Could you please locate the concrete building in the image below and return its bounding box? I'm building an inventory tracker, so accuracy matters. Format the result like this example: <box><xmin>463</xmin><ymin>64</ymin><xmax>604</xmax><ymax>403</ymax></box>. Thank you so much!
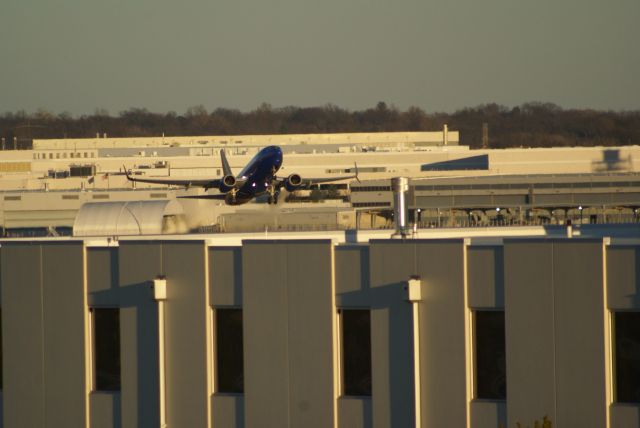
<box><xmin>0</xmin><ymin>131</ymin><xmax>637</xmax><ymax>194</ymax></box>
<box><xmin>1</xmin><ymin>226</ymin><xmax>640</xmax><ymax>427</ymax></box>
<box><xmin>352</xmin><ymin>172</ymin><xmax>640</xmax><ymax>227</ymax></box>
<box><xmin>32</xmin><ymin>129</ymin><xmax>460</xmax><ymax>151</ymax></box>
<box><xmin>0</xmin><ymin>131</ymin><xmax>638</xmax><ymax>234</ymax></box>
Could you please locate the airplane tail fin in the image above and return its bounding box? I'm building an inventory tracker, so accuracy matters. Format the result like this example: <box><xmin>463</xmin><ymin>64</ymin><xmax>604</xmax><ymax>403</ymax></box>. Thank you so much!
<box><xmin>220</xmin><ymin>149</ymin><xmax>233</xmax><ymax>176</ymax></box>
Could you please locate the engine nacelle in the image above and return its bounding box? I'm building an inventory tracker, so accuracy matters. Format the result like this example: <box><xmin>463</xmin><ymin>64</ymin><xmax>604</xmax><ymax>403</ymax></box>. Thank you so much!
<box><xmin>284</xmin><ymin>173</ymin><xmax>303</xmax><ymax>192</ymax></box>
<box><xmin>219</xmin><ymin>175</ymin><xmax>237</xmax><ymax>193</ymax></box>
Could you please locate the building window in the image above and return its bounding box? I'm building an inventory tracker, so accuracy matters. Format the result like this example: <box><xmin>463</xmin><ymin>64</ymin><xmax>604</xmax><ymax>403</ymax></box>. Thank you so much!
<box><xmin>216</xmin><ymin>308</ymin><xmax>244</xmax><ymax>393</ymax></box>
<box><xmin>475</xmin><ymin>310</ymin><xmax>506</xmax><ymax>400</ymax></box>
<box><xmin>341</xmin><ymin>309</ymin><xmax>372</xmax><ymax>396</ymax></box>
<box><xmin>92</xmin><ymin>308</ymin><xmax>121</xmax><ymax>391</ymax></box>
<box><xmin>615</xmin><ymin>311</ymin><xmax>640</xmax><ymax>403</ymax></box>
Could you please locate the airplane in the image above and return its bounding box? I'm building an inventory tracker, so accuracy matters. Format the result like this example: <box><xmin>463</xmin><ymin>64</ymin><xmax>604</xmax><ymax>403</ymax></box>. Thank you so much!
<box><xmin>124</xmin><ymin>145</ymin><xmax>359</xmax><ymax>205</ymax></box>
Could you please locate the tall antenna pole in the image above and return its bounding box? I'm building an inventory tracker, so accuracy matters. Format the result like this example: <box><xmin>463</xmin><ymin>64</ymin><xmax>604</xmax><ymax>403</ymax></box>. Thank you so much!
<box><xmin>482</xmin><ymin>123</ymin><xmax>489</xmax><ymax>149</ymax></box>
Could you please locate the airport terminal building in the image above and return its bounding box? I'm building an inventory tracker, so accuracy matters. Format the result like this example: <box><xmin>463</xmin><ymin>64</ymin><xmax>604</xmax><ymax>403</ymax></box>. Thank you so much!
<box><xmin>0</xmin><ymin>130</ymin><xmax>639</xmax><ymax>235</ymax></box>
<box><xmin>1</xmin><ymin>227</ymin><xmax>640</xmax><ymax>428</ymax></box>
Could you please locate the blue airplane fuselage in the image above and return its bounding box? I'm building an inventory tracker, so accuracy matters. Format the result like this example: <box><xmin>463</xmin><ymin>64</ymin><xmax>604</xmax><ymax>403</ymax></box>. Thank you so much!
<box><xmin>227</xmin><ymin>145</ymin><xmax>284</xmax><ymax>205</ymax></box>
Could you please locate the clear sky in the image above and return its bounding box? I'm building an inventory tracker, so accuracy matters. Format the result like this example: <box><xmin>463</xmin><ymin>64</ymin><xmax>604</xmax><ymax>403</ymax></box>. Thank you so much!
<box><xmin>1</xmin><ymin>0</ymin><xmax>639</xmax><ymax>115</ymax></box>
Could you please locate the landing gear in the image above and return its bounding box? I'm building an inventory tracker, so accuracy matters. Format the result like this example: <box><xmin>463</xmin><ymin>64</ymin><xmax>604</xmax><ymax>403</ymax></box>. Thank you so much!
<box><xmin>267</xmin><ymin>185</ymin><xmax>280</xmax><ymax>204</ymax></box>
<box><xmin>229</xmin><ymin>188</ymin><xmax>238</xmax><ymax>204</ymax></box>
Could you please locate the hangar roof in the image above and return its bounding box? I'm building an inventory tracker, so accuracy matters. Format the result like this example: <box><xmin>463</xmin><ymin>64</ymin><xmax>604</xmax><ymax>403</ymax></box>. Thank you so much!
<box><xmin>73</xmin><ymin>200</ymin><xmax>183</xmax><ymax>237</ymax></box>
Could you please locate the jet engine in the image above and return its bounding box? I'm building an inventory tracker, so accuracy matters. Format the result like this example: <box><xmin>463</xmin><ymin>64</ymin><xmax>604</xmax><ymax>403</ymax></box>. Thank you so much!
<box><xmin>219</xmin><ymin>175</ymin><xmax>237</xmax><ymax>193</ymax></box>
<box><xmin>284</xmin><ymin>174</ymin><xmax>303</xmax><ymax>192</ymax></box>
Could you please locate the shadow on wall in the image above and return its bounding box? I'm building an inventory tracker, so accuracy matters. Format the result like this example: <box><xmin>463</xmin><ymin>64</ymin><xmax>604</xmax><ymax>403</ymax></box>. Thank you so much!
<box><xmin>339</xmin><ymin>280</ymin><xmax>414</xmax><ymax>425</ymax></box>
<box><xmin>90</xmin><ymin>281</ymin><xmax>160</xmax><ymax>428</ymax></box>
<box><xmin>591</xmin><ymin>149</ymin><xmax>632</xmax><ymax>172</ymax></box>
<box><xmin>421</xmin><ymin>155</ymin><xmax>489</xmax><ymax>171</ymax></box>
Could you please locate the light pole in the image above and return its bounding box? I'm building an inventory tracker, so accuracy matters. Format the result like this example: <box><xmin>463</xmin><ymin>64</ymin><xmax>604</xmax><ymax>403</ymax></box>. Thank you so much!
<box><xmin>578</xmin><ymin>206</ymin><xmax>583</xmax><ymax>224</ymax></box>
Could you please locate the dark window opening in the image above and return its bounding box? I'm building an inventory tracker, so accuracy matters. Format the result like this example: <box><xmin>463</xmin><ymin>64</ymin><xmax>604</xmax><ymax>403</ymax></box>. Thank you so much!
<box><xmin>342</xmin><ymin>309</ymin><xmax>372</xmax><ymax>396</ymax></box>
<box><xmin>475</xmin><ymin>310</ymin><xmax>506</xmax><ymax>400</ymax></box>
<box><xmin>216</xmin><ymin>308</ymin><xmax>244</xmax><ymax>393</ymax></box>
<box><xmin>615</xmin><ymin>311</ymin><xmax>640</xmax><ymax>403</ymax></box>
<box><xmin>93</xmin><ymin>308</ymin><xmax>121</xmax><ymax>391</ymax></box>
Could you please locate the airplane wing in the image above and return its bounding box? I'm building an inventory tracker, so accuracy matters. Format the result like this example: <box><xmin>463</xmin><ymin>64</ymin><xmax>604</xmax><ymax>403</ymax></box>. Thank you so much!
<box><xmin>300</xmin><ymin>174</ymin><xmax>358</xmax><ymax>186</ymax></box>
<box><xmin>177</xmin><ymin>194</ymin><xmax>227</xmax><ymax>200</ymax></box>
<box><xmin>277</xmin><ymin>163</ymin><xmax>360</xmax><ymax>188</ymax></box>
<box><xmin>124</xmin><ymin>167</ymin><xmax>222</xmax><ymax>189</ymax></box>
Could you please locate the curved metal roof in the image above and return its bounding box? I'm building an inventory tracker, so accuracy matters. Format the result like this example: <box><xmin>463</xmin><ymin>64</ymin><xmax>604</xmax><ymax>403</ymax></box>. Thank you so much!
<box><xmin>73</xmin><ymin>200</ymin><xmax>183</xmax><ymax>237</ymax></box>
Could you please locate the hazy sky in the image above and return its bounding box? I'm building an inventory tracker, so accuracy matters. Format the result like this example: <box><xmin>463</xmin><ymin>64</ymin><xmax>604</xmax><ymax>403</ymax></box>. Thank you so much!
<box><xmin>1</xmin><ymin>0</ymin><xmax>639</xmax><ymax>115</ymax></box>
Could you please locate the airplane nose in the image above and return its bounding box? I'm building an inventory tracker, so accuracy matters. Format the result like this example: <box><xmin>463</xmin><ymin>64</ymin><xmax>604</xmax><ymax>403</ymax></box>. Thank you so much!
<box><xmin>272</xmin><ymin>146</ymin><xmax>283</xmax><ymax>164</ymax></box>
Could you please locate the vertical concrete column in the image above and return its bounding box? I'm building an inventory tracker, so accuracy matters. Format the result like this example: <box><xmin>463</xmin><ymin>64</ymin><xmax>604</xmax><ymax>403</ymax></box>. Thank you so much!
<box><xmin>505</xmin><ymin>239</ymin><xmax>607</xmax><ymax>427</ymax></box>
<box><xmin>415</xmin><ymin>240</ymin><xmax>468</xmax><ymax>428</ymax></box>
<box><xmin>242</xmin><ymin>240</ymin><xmax>335</xmax><ymax>428</ymax></box>
<box><xmin>161</xmin><ymin>241</ymin><xmax>210</xmax><ymax>428</ymax></box>
<box><xmin>1</xmin><ymin>242</ymin><xmax>88</xmax><ymax>428</ymax></box>
<box><xmin>504</xmin><ymin>240</ymin><xmax>556</xmax><ymax>425</ymax></box>
<box><xmin>552</xmin><ymin>241</ymin><xmax>607</xmax><ymax>426</ymax></box>
<box><xmin>118</xmin><ymin>242</ymin><xmax>161</xmax><ymax>428</ymax></box>
<box><xmin>368</xmin><ymin>241</ymin><xmax>416</xmax><ymax>428</ymax></box>
<box><xmin>1</xmin><ymin>243</ymin><xmax>46</xmax><ymax>428</ymax></box>
<box><xmin>242</xmin><ymin>242</ymin><xmax>288</xmax><ymax>427</ymax></box>
<box><xmin>368</xmin><ymin>240</ymin><xmax>468</xmax><ymax>428</ymax></box>
<box><xmin>42</xmin><ymin>243</ymin><xmax>88</xmax><ymax>428</ymax></box>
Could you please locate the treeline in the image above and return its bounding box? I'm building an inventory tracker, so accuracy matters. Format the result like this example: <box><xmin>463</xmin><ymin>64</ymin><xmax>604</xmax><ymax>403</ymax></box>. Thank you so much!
<box><xmin>1</xmin><ymin>102</ymin><xmax>639</xmax><ymax>149</ymax></box>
